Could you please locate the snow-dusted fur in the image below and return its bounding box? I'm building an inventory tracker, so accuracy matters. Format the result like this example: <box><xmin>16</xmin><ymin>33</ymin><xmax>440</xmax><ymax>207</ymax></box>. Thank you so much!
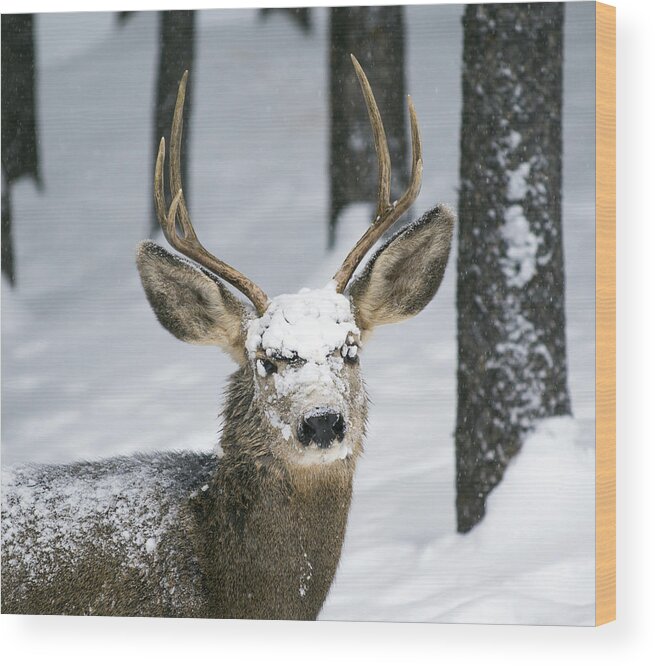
<box><xmin>1</xmin><ymin>205</ymin><xmax>453</xmax><ymax>619</ymax></box>
<box><xmin>2</xmin><ymin>452</ymin><xmax>214</xmax><ymax>616</ymax></box>
<box><xmin>1</xmin><ymin>365</ymin><xmax>361</xmax><ymax>619</ymax></box>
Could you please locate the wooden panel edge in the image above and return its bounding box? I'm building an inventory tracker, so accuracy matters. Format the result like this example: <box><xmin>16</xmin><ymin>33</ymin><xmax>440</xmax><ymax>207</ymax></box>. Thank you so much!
<box><xmin>595</xmin><ymin>0</ymin><xmax>616</xmax><ymax>627</ymax></box>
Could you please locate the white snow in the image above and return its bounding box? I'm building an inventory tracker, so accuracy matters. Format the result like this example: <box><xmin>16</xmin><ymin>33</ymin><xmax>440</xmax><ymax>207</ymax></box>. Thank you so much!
<box><xmin>507</xmin><ymin>129</ymin><xmax>522</xmax><ymax>150</ymax></box>
<box><xmin>272</xmin><ymin>355</ymin><xmax>346</xmax><ymax>399</ymax></box>
<box><xmin>321</xmin><ymin>417</ymin><xmax>594</xmax><ymax>624</ymax></box>
<box><xmin>506</xmin><ymin>161</ymin><xmax>531</xmax><ymax>201</ymax></box>
<box><xmin>299</xmin><ymin>550</ymin><xmax>314</xmax><ymax>599</ymax></box>
<box><xmin>246</xmin><ymin>284</ymin><xmax>360</xmax><ymax>451</ymax></box>
<box><xmin>246</xmin><ymin>284</ymin><xmax>358</xmax><ymax>364</ymax></box>
<box><xmin>500</xmin><ymin>204</ymin><xmax>540</xmax><ymax>287</ymax></box>
<box><xmin>266</xmin><ymin>408</ymin><xmax>293</xmax><ymax>442</ymax></box>
<box><xmin>1</xmin><ymin>5</ymin><xmax>597</xmax><ymax>625</ymax></box>
<box><xmin>4</xmin><ymin>460</ymin><xmax>179</xmax><ymax>581</ymax></box>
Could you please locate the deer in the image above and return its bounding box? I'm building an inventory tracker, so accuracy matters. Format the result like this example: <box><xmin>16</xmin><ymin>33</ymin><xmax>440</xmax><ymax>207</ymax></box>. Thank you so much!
<box><xmin>1</xmin><ymin>57</ymin><xmax>454</xmax><ymax>619</ymax></box>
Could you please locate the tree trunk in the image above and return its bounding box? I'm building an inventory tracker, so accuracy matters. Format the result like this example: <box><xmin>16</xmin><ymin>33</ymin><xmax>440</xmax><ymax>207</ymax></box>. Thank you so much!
<box><xmin>151</xmin><ymin>10</ymin><xmax>195</xmax><ymax>234</ymax></box>
<box><xmin>456</xmin><ymin>3</ymin><xmax>571</xmax><ymax>533</ymax></box>
<box><xmin>1</xmin><ymin>175</ymin><xmax>14</xmax><ymax>286</ymax></box>
<box><xmin>328</xmin><ymin>6</ymin><xmax>407</xmax><ymax>248</ymax></box>
<box><xmin>259</xmin><ymin>8</ymin><xmax>313</xmax><ymax>34</ymax></box>
<box><xmin>1</xmin><ymin>13</ymin><xmax>40</xmax><ymax>286</ymax></box>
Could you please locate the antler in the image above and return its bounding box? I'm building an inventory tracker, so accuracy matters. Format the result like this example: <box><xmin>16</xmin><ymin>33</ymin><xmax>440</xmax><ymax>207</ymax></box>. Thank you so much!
<box><xmin>155</xmin><ymin>71</ymin><xmax>270</xmax><ymax>315</ymax></box>
<box><xmin>332</xmin><ymin>55</ymin><xmax>423</xmax><ymax>293</ymax></box>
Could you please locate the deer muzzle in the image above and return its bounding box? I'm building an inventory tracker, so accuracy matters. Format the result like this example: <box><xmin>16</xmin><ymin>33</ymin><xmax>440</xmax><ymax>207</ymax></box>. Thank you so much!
<box><xmin>297</xmin><ymin>409</ymin><xmax>346</xmax><ymax>449</ymax></box>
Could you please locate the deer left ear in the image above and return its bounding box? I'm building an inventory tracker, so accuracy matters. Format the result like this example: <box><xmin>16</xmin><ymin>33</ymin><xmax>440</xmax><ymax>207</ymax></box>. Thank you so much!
<box><xmin>348</xmin><ymin>205</ymin><xmax>454</xmax><ymax>334</ymax></box>
<box><xmin>136</xmin><ymin>241</ymin><xmax>248</xmax><ymax>362</ymax></box>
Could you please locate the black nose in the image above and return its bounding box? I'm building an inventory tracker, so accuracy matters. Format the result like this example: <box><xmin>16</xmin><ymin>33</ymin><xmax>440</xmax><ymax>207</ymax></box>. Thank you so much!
<box><xmin>298</xmin><ymin>410</ymin><xmax>346</xmax><ymax>448</ymax></box>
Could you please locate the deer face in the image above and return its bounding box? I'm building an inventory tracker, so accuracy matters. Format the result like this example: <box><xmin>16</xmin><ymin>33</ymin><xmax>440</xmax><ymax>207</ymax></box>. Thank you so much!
<box><xmin>245</xmin><ymin>287</ymin><xmax>366</xmax><ymax>465</ymax></box>
<box><xmin>136</xmin><ymin>60</ymin><xmax>454</xmax><ymax>470</ymax></box>
<box><xmin>137</xmin><ymin>206</ymin><xmax>453</xmax><ymax>467</ymax></box>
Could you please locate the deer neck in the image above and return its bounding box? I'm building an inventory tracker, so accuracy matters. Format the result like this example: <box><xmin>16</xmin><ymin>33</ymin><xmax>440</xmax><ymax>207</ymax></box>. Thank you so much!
<box><xmin>191</xmin><ymin>365</ymin><xmax>360</xmax><ymax>619</ymax></box>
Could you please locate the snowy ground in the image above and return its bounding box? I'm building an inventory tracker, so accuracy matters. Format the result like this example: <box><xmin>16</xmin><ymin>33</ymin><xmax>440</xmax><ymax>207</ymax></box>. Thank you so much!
<box><xmin>1</xmin><ymin>5</ymin><xmax>596</xmax><ymax>625</ymax></box>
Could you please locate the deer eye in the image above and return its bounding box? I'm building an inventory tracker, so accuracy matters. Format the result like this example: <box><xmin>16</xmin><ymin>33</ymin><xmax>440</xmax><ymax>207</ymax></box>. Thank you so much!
<box><xmin>257</xmin><ymin>359</ymin><xmax>278</xmax><ymax>376</ymax></box>
<box><xmin>341</xmin><ymin>344</ymin><xmax>359</xmax><ymax>364</ymax></box>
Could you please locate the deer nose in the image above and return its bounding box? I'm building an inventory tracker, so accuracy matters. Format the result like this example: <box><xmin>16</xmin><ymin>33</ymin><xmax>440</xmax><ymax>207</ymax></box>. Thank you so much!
<box><xmin>298</xmin><ymin>410</ymin><xmax>346</xmax><ymax>449</ymax></box>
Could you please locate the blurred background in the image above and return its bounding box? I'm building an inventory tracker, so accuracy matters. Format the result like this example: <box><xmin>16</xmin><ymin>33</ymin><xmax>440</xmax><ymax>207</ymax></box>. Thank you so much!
<box><xmin>1</xmin><ymin>4</ymin><xmax>596</xmax><ymax>624</ymax></box>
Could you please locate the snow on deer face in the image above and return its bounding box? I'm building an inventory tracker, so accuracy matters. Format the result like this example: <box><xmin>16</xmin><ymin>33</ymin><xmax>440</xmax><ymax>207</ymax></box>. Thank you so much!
<box><xmin>245</xmin><ymin>284</ymin><xmax>366</xmax><ymax>465</ymax></box>
<box><xmin>136</xmin><ymin>60</ymin><xmax>455</xmax><ymax>472</ymax></box>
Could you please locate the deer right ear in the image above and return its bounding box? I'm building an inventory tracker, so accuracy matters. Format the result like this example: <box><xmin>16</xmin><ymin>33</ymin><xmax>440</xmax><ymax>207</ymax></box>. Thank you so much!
<box><xmin>136</xmin><ymin>241</ymin><xmax>248</xmax><ymax>360</ymax></box>
<box><xmin>348</xmin><ymin>205</ymin><xmax>454</xmax><ymax>335</ymax></box>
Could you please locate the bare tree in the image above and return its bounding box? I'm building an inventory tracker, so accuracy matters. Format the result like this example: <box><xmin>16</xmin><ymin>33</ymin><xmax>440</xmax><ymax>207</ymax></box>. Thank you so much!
<box><xmin>456</xmin><ymin>3</ymin><xmax>570</xmax><ymax>533</ymax></box>
<box><xmin>259</xmin><ymin>7</ymin><xmax>313</xmax><ymax>34</ymax></box>
<box><xmin>151</xmin><ymin>10</ymin><xmax>195</xmax><ymax>234</ymax></box>
<box><xmin>328</xmin><ymin>6</ymin><xmax>408</xmax><ymax>248</ymax></box>
<box><xmin>115</xmin><ymin>10</ymin><xmax>195</xmax><ymax>234</ymax></box>
<box><xmin>1</xmin><ymin>14</ymin><xmax>40</xmax><ymax>286</ymax></box>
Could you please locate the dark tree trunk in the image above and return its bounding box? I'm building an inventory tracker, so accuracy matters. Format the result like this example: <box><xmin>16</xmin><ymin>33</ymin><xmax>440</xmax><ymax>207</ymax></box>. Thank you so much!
<box><xmin>259</xmin><ymin>8</ymin><xmax>313</xmax><ymax>34</ymax></box>
<box><xmin>1</xmin><ymin>176</ymin><xmax>15</xmax><ymax>286</ymax></box>
<box><xmin>1</xmin><ymin>14</ymin><xmax>40</xmax><ymax>286</ymax></box>
<box><xmin>456</xmin><ymin>3</ymin><xmax>571</xmax><ymax>533</ymax></box>
<box><xmin>151</xmin><ymin>10</ymin><xmax>195</xmax><ymax>234</ymax></box>
<box><xmin>328</xmin><ymin>6</ymin><xmax>407</xmax><ymax>248</ymax></box>
<box><xmin>116</xmin><ymin>12</ymin><xmax>135</xmax><ymax>25</ymax></box>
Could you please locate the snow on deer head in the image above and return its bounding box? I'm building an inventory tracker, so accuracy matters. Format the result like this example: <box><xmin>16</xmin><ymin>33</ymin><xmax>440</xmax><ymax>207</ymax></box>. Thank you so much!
<box><xmin>243</xmin><ymin>285</ymin><xmax>363</xmax><ymax>466</ymax></box>
<box><xmin>137</xmin><ymin>59</ymin><xmax>454</xmax><ymax>469</ymax></box>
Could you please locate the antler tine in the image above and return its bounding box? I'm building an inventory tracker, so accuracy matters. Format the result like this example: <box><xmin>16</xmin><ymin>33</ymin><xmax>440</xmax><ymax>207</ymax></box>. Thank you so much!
<box><xmin>154</xmin><ymin>136</ymin><xmax>167</xmax><ymax>230</ymax></box>
<box><xmin>350</xmin><ymin>55</ymin><xmax>391</xmax><ymax>219</ymax></box>
<box><xmin>168</xmin><ymin>71</ymin><xmax>195</xmax><ymax>241</ymax></box>
<box><xmin>154</xmin><ymin>71</ymin><xmax>270</xmax><ymax>316</ymax></box>
<box><xmin>332</xmin><ymin>56</ymin><xmax>423</xmax><ymax>294</ymax></box>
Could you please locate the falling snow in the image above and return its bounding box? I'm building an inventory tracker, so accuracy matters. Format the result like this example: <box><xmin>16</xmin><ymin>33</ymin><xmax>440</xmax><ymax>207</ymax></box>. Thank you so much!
<box><xmin>1</xmin><ymin>5</ymin><xmax>596</xmax><ymax>625</ymax></box>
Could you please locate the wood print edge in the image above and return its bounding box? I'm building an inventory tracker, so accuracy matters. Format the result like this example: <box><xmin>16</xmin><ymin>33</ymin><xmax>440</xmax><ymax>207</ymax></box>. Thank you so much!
<box><xmin>595</xmin><ymin>0</ymin><xmax>616</xmax><ymax>627</ymax></box>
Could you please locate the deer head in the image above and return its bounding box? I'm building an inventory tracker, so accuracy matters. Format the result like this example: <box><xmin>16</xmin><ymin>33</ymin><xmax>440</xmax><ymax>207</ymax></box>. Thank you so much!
<box><xmin>137</xmin><ymin>58</ymin><xmax>454</xmax><ymax>469</ymax></box>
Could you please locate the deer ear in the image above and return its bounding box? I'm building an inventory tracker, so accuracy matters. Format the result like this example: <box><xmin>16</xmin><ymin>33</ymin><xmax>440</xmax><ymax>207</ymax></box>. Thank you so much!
<box><xmin>348</xmin><ymin>205</ymin><xmax>454</xmax><ymax>334</ymax></box>
<box><xmin>136</xmin><ymin>241</ymin><xmax>248</xmax><ymax>360</ymax></box>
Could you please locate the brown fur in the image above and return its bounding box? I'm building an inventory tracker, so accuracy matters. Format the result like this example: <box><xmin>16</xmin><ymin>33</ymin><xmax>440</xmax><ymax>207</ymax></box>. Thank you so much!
<box><xmin>188</xmin><ymin>365</ymin><xmax>362</xmax><ymax>620</ymax></box>
<box><xmin>136</xmin><ymin>241</ymin><xmax>248</xmax><ymax>362</ymax></box>
<box><xmin>349</xmin><ymin>205</ymin><xmax>455</xmax><ymax>335</ymax></box>
<box><xmin>1</xmin><ymin>368</ymin><xmax>361</xmax><ymax>620</ymax></box>
<box><xmin>2</xmin><ymin>209</ymin><xmax>452</xmax><ymax>619</ymax></box>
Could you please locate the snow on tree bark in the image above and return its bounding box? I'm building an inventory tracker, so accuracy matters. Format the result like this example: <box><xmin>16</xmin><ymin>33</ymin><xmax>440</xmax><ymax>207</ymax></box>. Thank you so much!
<box><xmin>328</xmin><ymin>6</ymin><xmax>408</xmax><ymax>248</ymax></box>
<box><xmin>1</xmin><ymin>14</ymin><xmax>40</xmax><ymax>286</ymax></box>
<box><xmin>151</xmin><ymin>11</ymin><xmax>195</xmax><ymax>234</ymax></box>
<box><xmin>456</xmin><ymin>3</ymin><xmax>571</xmax><ymax>533</ymax></box>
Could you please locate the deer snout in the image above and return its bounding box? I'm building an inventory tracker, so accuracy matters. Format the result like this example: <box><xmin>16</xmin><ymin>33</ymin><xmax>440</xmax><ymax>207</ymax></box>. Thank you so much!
<box><xmin>298</xmin><ymin>409</ymin><xmax>346</xmax><ymax>449</ymax></box>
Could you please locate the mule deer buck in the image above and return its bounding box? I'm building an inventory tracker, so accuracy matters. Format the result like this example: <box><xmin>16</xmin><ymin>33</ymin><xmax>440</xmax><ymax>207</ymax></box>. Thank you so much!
<box><xmin>1</xmin><ymin>57</ymin><xmax>453</xmax><ymax>619</ymax></box>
